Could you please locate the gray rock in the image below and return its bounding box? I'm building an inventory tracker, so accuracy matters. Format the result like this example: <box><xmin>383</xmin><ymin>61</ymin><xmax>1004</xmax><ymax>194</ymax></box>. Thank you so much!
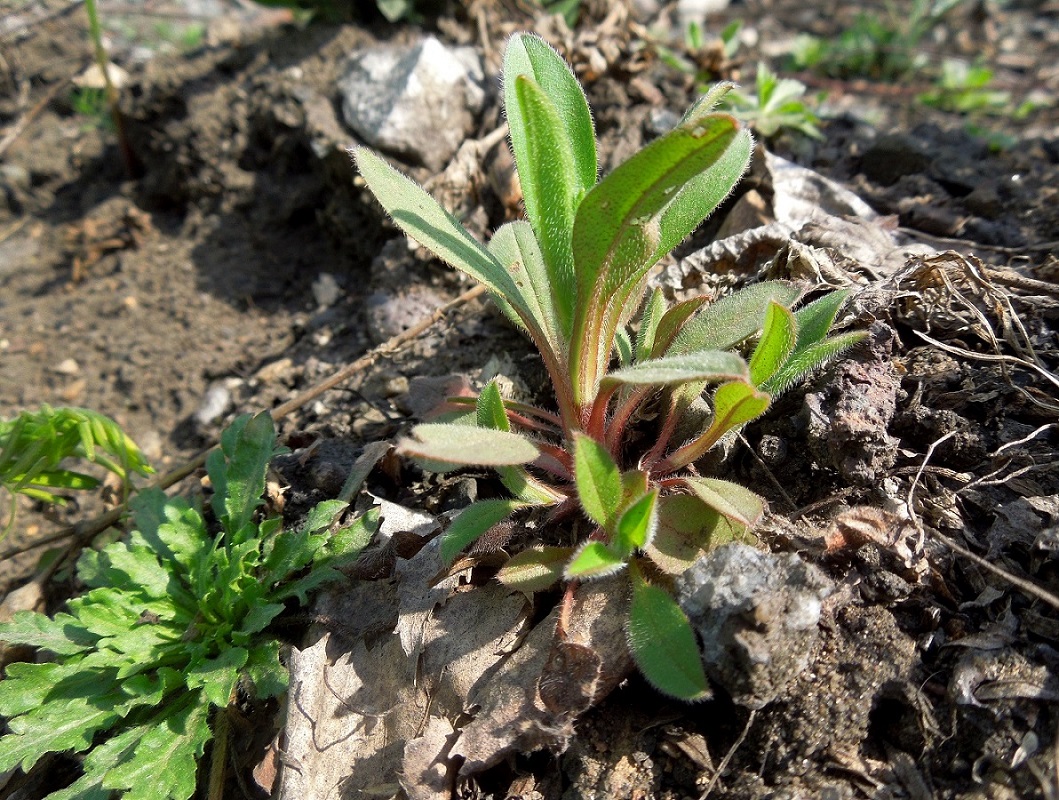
<box><xmin>311</xmin><ymin>272</ymin><xmax>343</xmax><ymax>308</ymax></box>
<box><xmin>339</xmin><ymin>36</ymin><xmax>485</xmax><ymax>172</ymax></box>
<box><xmin>677</xmin><ymin>543</ymin><xmax>833</xmax><ymax>709</ymax></box>
<box><xmin>194</xmin><ymin>383</ymin><xmax>232</xmax><ymax>426</ymax></box>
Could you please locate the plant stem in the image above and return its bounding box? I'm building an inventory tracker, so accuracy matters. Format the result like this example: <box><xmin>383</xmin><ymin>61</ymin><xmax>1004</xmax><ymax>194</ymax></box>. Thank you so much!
<box><xmin>207</xmin><ymin>707</ymin><xmax>230</xmax><ymax>800</ymax></box>
<box><xmin>83</xmin><ymin>0</ymin><xmax>139</xmax><ymax>176</ymax></box>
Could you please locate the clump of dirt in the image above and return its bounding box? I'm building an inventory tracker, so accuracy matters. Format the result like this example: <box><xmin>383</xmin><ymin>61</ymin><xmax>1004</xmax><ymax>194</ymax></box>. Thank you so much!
<box><xmin>2</xmin><ymin>1</ymin><xmax>1059</xmax><ymax>798</ymax></box>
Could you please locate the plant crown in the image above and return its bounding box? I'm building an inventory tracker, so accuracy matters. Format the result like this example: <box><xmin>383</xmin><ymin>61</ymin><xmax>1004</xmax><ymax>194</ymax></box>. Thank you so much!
<box><xmin>355</xmin><ymin>33</ymin><xmax>863</xmax><ymax>699</ymax></box>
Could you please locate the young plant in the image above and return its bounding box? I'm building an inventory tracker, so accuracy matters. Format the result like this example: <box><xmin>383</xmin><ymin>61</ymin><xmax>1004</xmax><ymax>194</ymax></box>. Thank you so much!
<box><xmin>722</xmin><ymin>62</ymin><xmax>823</xmax><ymax>140</ymax></box>
<box><xmin>0</xmin><ymin>412</ymin><xmax>376</xmax><ymax>799</ymax></box>
<box><xmin>355</xmin><ymin>34</ymin><xmax>863</xmax><ymax>700</ymax></box>
<box><xmin>0</xmin><ymin>405</ymin><xmax>153</xmax><ymax>537</ymax></box>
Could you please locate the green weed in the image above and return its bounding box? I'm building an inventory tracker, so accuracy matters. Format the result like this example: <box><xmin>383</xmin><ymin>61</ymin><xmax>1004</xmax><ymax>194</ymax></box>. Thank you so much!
<box><xmin>0</xmin><ymin>412</ymin><xmax>376</xmax><ymax>798</ymax></box>
<box><xmin>355</xmin><ymin>34</ymin><xmax>863</xmax><ymax>700</ymax></box>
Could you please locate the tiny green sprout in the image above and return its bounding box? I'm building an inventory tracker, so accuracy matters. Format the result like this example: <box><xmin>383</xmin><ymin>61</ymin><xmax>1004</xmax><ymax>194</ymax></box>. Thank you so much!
<box><xmin>355</xmin><ymin>33</ymin><xmax>864</xmax><ymax>700</ymax></box>
<box><xmin>722</xmin><ymin>62</ymin><xmax>823</xmax><ymax>140</ymax></box>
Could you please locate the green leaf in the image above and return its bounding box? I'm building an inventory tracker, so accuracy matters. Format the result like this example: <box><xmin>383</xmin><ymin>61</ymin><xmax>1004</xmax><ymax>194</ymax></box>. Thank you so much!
<box><xmin>355</xmin><ymin>148</ymin><xmax>531</xmax><ymax>326</ymax></box>
<box><xmin>680</xmin><ymin>477</ymin><xmax>764</xmax><ymax>527</ymax></box>
<box><xmin>440</xmin><ymin>499</ymin><xmax>527</xmax><ymax>563</ymax></box>
<box><xmin>300</xmin><ymin>499</ymin><xmax>348</xmax><ymax>535</ymax></box>
<box><xmin>573</xmin><ymin>433</ymin><xmax>622</xmax><ymax>530</ymax></box>
<box><xmin>564</xmin><ymin>541</ymin><xmax>626</xmax><ymax>579</ymax></box>
<box><xmin>748</xmin><ymin>301</ymin><xmax>796</xmax><ymax>387</ymax></box>
<box><xmin>129</xmin><ymin>489</ymin><xmax>207</xmax><ymax>578</ymax></box>
<box><xmin>101</xmin><ymin>692</ymin><xmax>211</xmax><ymax>800</ymax></box>
<box><xmin>710</xmin><ymin>380</ymin><xmax>771</xmax><ymax>432</ymax></box>
<box><xmin>208</xmin><ymin>412</ymin><xmax>276</xmax><ymax>539</ymax></box>
<box><xmin>645</xmin><ymin>495</ymin><xmax>756</xmax><ymax>576</ymax></box>
<box><xmin>488</xmin><ymin>220</ymin><xmax>566</xmax><ymax>355</ymax></box>
<box><xmin>760</xmin><ymin>330</ymin><xmax>867</xmax><ymax>396</ymax></box>
<box><xmin>613</xmin><ymin>489</ymin><xmax>658</xmax><ymax>557</ymax></box>
<box><xmin>649</xmin><ymin>297</ymin><xmax>708</xmax><ymax>358</ymax></box>
<box><xmin>186</xmin><ymin>647</ymin><xmax>247</xmax><ymax>707</ymax></box>
<box><xmin>669</xmin><ymin>281</ymin><xmax>803</xmax><ymax>355</ymax></box>
<box><xmin>0</xmin><ymin>610</ymin><xmax>98</xmax><ymax>656</ymax></box>
<box><xmin>476</xmin><ymin>381</ymin><xmax>510</xmax><ymax>432</ymax></box>
<box><xmin>496</xmin><ymin>546</ymin><xmax>572</xmax><ymax>593</ymax></box>
<box><xmin>0</xmin><ymin>660</ymin><xmax>102</xmax><ymax>717</ymax></box>
<box><xmin>569</xmin><ymin>113</ymin><xmax>749</xmax><ymax>403</ymax></box>
<box><xmin>238</xmin><ymin>602</ymin><xmax>285</xmax><ymax>637</ymax></box>
<box><xmin>509</xmin><ymin>74</ymin><xmax>580</xmax><ymax>334</ymax></box>
<box><xmin>792</xmin><ymin>289</ymin><xmax>852</xmax><ymax>349</ymax></box>
<box><xmin>601</xmin><ymin>351</ymin><xmax>747</xmax><ymax>390</ymax></box>
<box><xmin>244</xmin><ymin>643</ymin><xmax>288</xmax><ymax>700</ymax></box>
<box><xmin>45</xmin><ymin>773</ymin><xmax>112</xmax><ymax>800</ymax></box>
<box><xmin>627</xmin><ymin>564</ymin><xmax>709</xmax><ymax>701</ymax></box>
<box><xmin>634</xmin><ymin>288</ymin><xmax>667</xmax><ymax>363</ymax></box>
<box><xmin>397</xmin><ymin>423</ymin><xmax>540</xmax><ymax>472</ymax></box>
<box><xmin>504</xmin><ymin>32</ymin><xmax>596</xmax><ymax>201</ymax></box>
<box><xmin>0</xmin><ymin>693</ymin><xmax>122</xmax><ymax>772</ymax></box>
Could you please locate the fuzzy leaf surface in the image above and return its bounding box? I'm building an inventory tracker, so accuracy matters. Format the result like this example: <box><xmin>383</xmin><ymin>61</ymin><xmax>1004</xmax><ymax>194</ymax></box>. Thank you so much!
<box><xmin>565</xmin><ymin>541</ymin><xmax>626</xmax><ymax>579</ymax></box>
<box><xmin>749</xmin><ymin>301</ymin><xmax>797</xmax><ymax>387</ymax></box>
<box><xmin>397</xmin><ymin>424</ymin><xmax>540</xmax><ymax>472</ymax></box>
<box><xmin>627</xmin><ymin>567</ymin><xmax>709</xmax><ymax>700</ymax></box>
<box><xmin>0</xmin><ymin>610</ymin><xmax>98</xmax><ymax>656</ymax></box>
<box><xmin>496</xmin><ymin>546</ymin><xmax>572</xmax><ymax>593</ymax></box>
<box><xmin>573</xmin><ymin>433</ymin><xmax>622</xmax><ymax>529</ymax></box>
<box><xmin>613</xmin><ymin>489</ymin><xmax>658</xmax><ymax>557</ymax></box>
<box><xmin>355</xmin><ymin>148</ymin><xmax>530</xmax><ymax>323</ymax></box>
<box><xmin>681</xmin><ymin>477</ymin><xmax>764</xmax><ymax>527</ymax></box>
<box><xmin>570</xmin><ymin>114</ymin><xmax>747</xmax><ymax>401</ymax></box>
<box><xmin>670</xmin><ymin>281</ymin><xmax>803</xmax><ymax>355</ymax></box>
<box><xmin>710</xmin><ymin>380</ymin><xmax>772</xmax><ymax>432</ymax></box>
<box><xmin>760</xmin><ymin>330</ymin><xmax>867</xmax><ymax>396</ymax></box>
<box><xmin>602</xmin><ymin>351</ymin><xmax>747</xmax><ymax>389</ymax></box>
<box><xmin>441</xmin><ymin>499</ymin><xmax>528</xmax><ymax>563</ymax></box>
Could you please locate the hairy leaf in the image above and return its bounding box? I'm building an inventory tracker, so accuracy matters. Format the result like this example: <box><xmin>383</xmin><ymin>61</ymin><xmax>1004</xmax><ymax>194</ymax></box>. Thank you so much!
<box><xmin>634</xmin><ymin>288</ymin><xmax>667</xmax><ymax>363</ymax></box>
<box><xmin>602</xmin><ymin>351</ymin><xmax>747</xmax><ymax>389</ymax></box>
<box><xmin>570</xmin><ymin>114</ymin><xmax>748</xmax><ymax>402</ymax></box>
<box><xmin>670</xmin><ymin>281</ymin><xmax>803</xmax><ymax>355</ymax></box>
<box><xmin>496</xmin><ymin>546</ymin><xmax>572</xmax><ymax>593</ymax></box>
<box><xmin>397</xmin><ymin>424</ymin><xmax>540</xmax><ymax>472</ymax></box>
<box><xmin>355</xmin><ymin>148</ymin><xmax>533</xmax><ymax>324</ymax></box>
<box><xmin>627</xmin><ymin>565</ymin><xmax>709</xmax><ymax>700</ymax></box>
<box><xmin>646</xmin><ymin>495</ymin><xmax>754</xmax><ymax>576</ymax></box>
<box><xmin>565</xmin><ymin>540</ymin><xmax>626</xmax><ymax>579</ymax></box>
<box><xmin>681</xmin><ymin>477</ymin><xmax>764</xmax><ymax>527</ymax></box>
<box><xmin>760</xmin><ymin>330</ymin><xmax>867</xmax><ymax>396</ymax></box>
<box><xmin>613</xmin><ymin>489</ymin><xmax>658</xmax><ymax>557</ymax></box>
<box><xmin>573</xmin><ymin>433</ymin><xmax>622</xmax><ymax>529</ymax></box>
<box><xmin>649</xmin><ymin>297</ymin><xmax>709</xmax><ymax>358</ymax></box>
<box><xmin>476</xmin><ymin>381</ymin><xmax>510</xmax><ymax>432</ymax></box>
<box><xmin>749</xmin><ymin>301</ymin><xmax>797</xmax><ymax>387</ymax></box>
<box><xmin>440</xmin><ymin>498</ymin><xmax>527</xmax><ymax>563</ymax></box>
<box><xmin>0</xmin><ymin>610</ymin><xmax>98</xmax><ymax>656</ymax></box>
<box><xmin>710</xmin><ymin>380</ymin><xmax>771</xmax><ymax>432</ymax></box>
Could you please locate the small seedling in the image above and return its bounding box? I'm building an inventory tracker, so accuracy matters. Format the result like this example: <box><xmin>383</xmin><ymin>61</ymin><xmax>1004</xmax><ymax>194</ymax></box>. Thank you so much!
<box><xmin>0</xmin><ymin>412</ymin><xmax>376</xmax><ymax>799</ymax></box>
<box><xmin>355</xmin><ymin>34</ymin><xmax>863</xmax><ymax>700</ymax></box>
<box><xmin>791</xmin><ymin>0</ymin><xmax>965</xmax><ymax>81</ymax></box>
<box><xmin>0</xmin><ymin>405</ymin><xmax>153</xmax><ymax>537</ymax></box>
<box><xmin>722</xmin><ymin>62</ymin><xmax>823</xmax><ymax>140</ymax></box>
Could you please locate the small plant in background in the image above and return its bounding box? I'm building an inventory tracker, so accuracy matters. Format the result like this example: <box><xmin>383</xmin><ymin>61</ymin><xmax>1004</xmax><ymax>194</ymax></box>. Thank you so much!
<box><xmin>656</xmin><ymin>19</ymin><xmax>743</xmax><ymax>89</ymax></box>
<box><xmin>916</xmin><ymin>58</ymin><xmax>1032</xmax><ymax>116</ymax></box>
<box><xmin>356</xmin><ymin>34</ymin><xmax>863</xmax><ymax>699</ymax></box>
<box><xmin>0</xmin><ymin>405</ymin><xmax>153</xmax><ymax>538</ymax></box>
<box><xmin>791</xmin><ymin>0</ymin><xmax>965</xmax><ymax>81</ymax></box>
<box><xmin>722</xmin><ymin>62</ymin><xmax>823</xmax><ymax>140</ymax></box>
<box><xmin>0</xmin><ymin>412</ymin><xmax>376</xmax><ymax>799</ymax></box>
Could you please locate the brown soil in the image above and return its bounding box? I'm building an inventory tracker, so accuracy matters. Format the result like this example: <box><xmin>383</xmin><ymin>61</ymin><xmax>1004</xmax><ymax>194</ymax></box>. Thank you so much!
<box><xmin>2</xmin><ymin>0</ymin><xmax>1059</xmax><ymax>798</ymax></box>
